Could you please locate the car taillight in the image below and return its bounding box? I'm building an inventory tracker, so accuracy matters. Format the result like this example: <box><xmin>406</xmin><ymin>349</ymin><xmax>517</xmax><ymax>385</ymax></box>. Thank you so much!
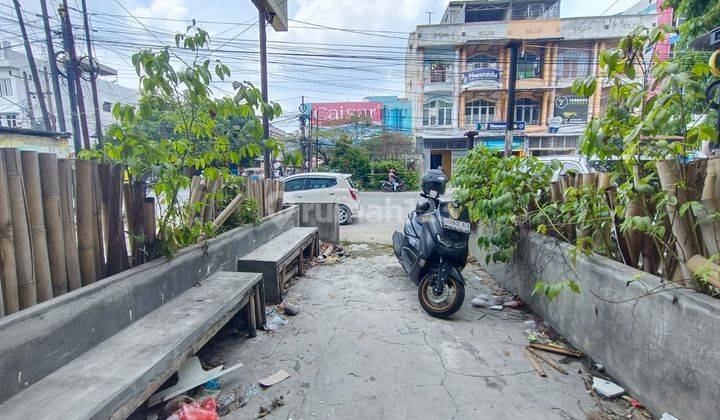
<box><xmin>349</xmin><ymin>189</ymin><xmax>358</xmax><ymax>201</ymax></box>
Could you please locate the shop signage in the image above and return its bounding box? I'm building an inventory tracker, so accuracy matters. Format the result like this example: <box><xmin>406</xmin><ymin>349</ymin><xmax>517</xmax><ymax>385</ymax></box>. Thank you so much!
<box><xmin>480</xmin><ymin>121</ymin><xmax>526</xmax><ymax>131</ymax></box>
<box><xmin>312</xmin><ymin>102</ymin><xmax>383</xmax><ymax>127</ymax></box>
<box><xmin>462</xmin><ymin>68</ymin><xmax>501</xmax><ymax>87</ymax></box>
<box><xmin>553</xmin><ymin>95</ymin><xmax>589</xmax><ymax>125</ymax></box>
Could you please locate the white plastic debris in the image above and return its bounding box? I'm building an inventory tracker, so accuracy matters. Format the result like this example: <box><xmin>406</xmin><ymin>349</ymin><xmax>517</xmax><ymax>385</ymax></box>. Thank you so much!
<box><xmin>592</xmin><ymin>377</ymin><xmax>625</xmax><ymax>398</ymax></box>
<box><xmin>489</xmin><ymin>305</ymin><xmax>504</xmax><ymax>310</ymax></box>
<box><xmin>660</xmin><ymin>413</ymin><xmax>678</xmax><ymax>420</ymax></box>
<box><xmin>264</xmin><ymin>306</ymin><xmax>289</xmax><ymax>331</ymax></box>
<box><xmin>471</xmin><ymin>294</ymin><xmax>503</xmax><ymax>308</ymax></box>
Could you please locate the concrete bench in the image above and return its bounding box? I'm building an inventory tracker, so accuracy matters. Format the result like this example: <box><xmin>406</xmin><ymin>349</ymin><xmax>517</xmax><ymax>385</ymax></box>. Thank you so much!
<box><xmin>0</xmin><ymin>271</ymin><xmax>263</xmax><ymax>420</ymax></box>
<box><xmin>238</xmin><ymin>227</ymin><xmax>319</xmax><ymax>303</ymax></box>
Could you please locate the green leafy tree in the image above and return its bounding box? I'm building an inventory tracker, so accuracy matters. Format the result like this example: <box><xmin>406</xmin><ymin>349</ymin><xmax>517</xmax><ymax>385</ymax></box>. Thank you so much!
<box><xmin>328</xmin><ymin>136</ymin><xmax>371</xmax><ymax>187</ymax></box>
<box><xmin>82</xmin><ymin>21</ymin><xmax>282</xmax><ymax>256</ymax></box>
<box><xmin>370</xmin><ymin>159</ymin><xmax>419</xmax><ymax>190</ymax></box>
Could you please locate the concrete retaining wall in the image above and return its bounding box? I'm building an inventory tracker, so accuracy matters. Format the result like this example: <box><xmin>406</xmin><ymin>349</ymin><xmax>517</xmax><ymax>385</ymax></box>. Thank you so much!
<box><xmin>469</xmin><ymin>229</ymin><xmax>720</xmax><ymax>420</ymax></box>
<box><xmin>298</xmin><ymin>203</ymin><xmax>339</xmax><ymax>244</ymax></box>
<box><xmin>0</xmin><ymin>207</ymin><xmax>299</xmax><ymax>403</ymax></box>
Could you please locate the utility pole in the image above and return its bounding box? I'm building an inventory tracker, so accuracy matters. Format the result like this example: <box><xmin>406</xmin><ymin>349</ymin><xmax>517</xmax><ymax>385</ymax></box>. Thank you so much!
<box><xmin>504</xmin><ymin>42</ymin><xmax>519</xmax><ymax>158</ymax></box>
<box><xmin>426</xmin><ymin>11</ymin><xmax>433</xmax><ymax>24</ymax></box>
<box><xmin>58</xmin><ymin>4</ymin><xmax>82</xmax><ymax>154</ymax></box>
<box><xmin>60</xmin><ymin>1</ymin><xmax>91</xmax><ymax>150</ymax></box>
<box><xmin>42</xmin><ymin>67</ymin><xmax>56</xmax><ymax>131</ymax></box>
<box><xmin>22</xmin><ymin>72</ymin><xmax>37</xmax><ymax>128</ymax></box>
<box><xmin>310</xmin><ymin>112</ymin><xmax>320</xmax><ymax>170</ymax></box>
<box><xmin>80</xmin><ymin>0</ymin><xmax>103</xmax><ymax>147</ymax></box>
<box><xmin>14</xmin><ymin>0</ymin><xmax>51</xmax><ymax>131</ymax></box>
<box><xmin>258</xmin><ymin>9</ymin><xmax>271</xmax><ymax>179</ymax></box>
<box><xmin>40</xmin><ymin>0</ymin><xmax>66</xmax><ymax>133</ymax></box>
<box><xmin>299</xmin><ymin>97</ymin><xmax>310</xmax><ymax>172</ymax></box>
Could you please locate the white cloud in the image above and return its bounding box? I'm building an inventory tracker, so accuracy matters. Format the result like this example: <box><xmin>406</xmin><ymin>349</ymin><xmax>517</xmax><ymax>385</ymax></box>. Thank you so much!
<box><xmin>274</xmin><ymin>0</ymin><xmax>445</xmax><ymax>44</ymax></box>
<box><xmin>131</xmin><ymin>0</ymin><xmax>190</xmax><ymax>33</ymax></box>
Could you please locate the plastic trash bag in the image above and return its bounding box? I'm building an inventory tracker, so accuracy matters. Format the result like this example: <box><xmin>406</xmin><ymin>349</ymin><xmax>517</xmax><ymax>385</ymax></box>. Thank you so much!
<box><xmin>167</xmin><ymin>397</ymin><xmax>219</xmax><ymax>420</ymax></box>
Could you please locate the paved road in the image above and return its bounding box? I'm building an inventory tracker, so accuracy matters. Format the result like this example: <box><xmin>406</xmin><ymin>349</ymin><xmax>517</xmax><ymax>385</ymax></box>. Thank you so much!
<box><xmin>203</xmin><ymin>243</ymin><xmax>609</xmax><ymax>419</ymax></box>
<box><xmin>341</xmin><ymin>190</ymin><xmax>454</xmax><ymax>244</ymax></box>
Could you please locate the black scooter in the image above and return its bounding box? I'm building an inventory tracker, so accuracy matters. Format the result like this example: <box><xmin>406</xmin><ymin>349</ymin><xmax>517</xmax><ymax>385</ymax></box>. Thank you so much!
<box><xmin>392</xmin><ymin>172</ymin><xmax>472</xmax><ymax>318</ymax></box>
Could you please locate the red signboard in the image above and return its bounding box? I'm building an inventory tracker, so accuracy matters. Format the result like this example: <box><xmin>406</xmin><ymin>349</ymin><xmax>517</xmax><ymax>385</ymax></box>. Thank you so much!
<box><xmin>312</xmin><ymin>102</ymin><xmax>383</xmax><ymax>127</ymax></box>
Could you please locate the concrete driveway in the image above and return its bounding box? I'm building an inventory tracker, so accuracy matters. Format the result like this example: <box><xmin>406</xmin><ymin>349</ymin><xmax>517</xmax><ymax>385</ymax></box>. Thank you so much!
<box><xmin>201</xmin><ymin>243</ymin><xmax>612</xmax><ymax>419</ymax></box>
<box><xmin>341</xmin><ymin>190</ymin><xmax>434</xmax><ymax>244</ymax></box>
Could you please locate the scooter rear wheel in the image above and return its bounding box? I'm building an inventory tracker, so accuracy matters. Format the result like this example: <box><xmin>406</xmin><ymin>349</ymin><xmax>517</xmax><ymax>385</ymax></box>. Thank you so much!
<box><xmin>418</xmin><ymin>272</ymin><xmax>465</xmax><ymax>319</ymax></box>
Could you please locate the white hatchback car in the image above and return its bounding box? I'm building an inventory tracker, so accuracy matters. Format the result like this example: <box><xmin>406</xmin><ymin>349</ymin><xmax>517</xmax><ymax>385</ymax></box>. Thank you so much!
<box><xmin>283</xmin><ymin>172</ymin><xmax>360</xmax><ymax>225</ymax></box>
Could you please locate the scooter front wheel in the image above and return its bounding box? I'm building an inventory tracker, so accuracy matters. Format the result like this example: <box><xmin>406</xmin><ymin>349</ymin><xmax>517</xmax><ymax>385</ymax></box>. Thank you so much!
<box><xmin>418</xmin><ymin>272</ymin><xmax>465</xmax><ymax>319</ymax></box>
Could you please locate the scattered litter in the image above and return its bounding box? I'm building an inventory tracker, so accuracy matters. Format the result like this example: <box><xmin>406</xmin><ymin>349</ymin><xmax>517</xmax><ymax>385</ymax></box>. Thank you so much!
<box><xmin>321</xmin><ymin>243</ymin><xmax>335</xmax><ymax>257</ymax></box>
<box><xmin>148</xmin><ymin>357</ymin><xmax>241</xmax><ymax>407</ymax></box>
<box><xmin>313</xmin><ymin>242</ymin><xmax>345</xmax><ymax>265</ymax></box>
<box><xmin>263</xmin><ymin>306</ymin><xmax>289</xmax><ymax>331</ymax></box>
<box><xmin>660</xmin><ymin>413</ymin><xmax>679</xmax><ymax>420</ymax></box>
<box><xmin>258</xmin><ymin>396</ymin><xmax>285</xmax><ymax>418</ymax></box>
<box><xmin>166</xmin><ymin>397</ymin><xmax>219</xmax><ymax>420</ymax></box>
<box><xmin>259</xmin><ymin>369</ymin><xmax>290</xmax><ymax>387</ymax></box>
<box><xmin>489</xmin><ymin>305</ymin><xmax>504</xmax><ymax>310</ymax></box>
<box><xmin>590</xmin><ymin>363</ymin><xmax>604</xmax><ymax>373</ymax></box>
<box><xmin>592</xmin><ymin>377</ymin><xmax>625</xmax><ymax>398</ymax></box>
<box><xmin>216</xmin><ymin>384</ymin><xmax>261</xmax><ymax>416</ymax></box>
<box><xmin>203</xmin><ymin>378</ymin><xmax>221</xmax><ymax>391</ymax></box>
<box><xmin>622</xmin><ymin>395</ymin><xmax>645</xmax><ymax>409</ymax></box>
<box><xmin>529</xmin><ymin>343</ymin><xmax>584</xmax><ymax>358</ymax></box>
<box><xmin>162</xmin><ymin>396</ymin><xmax>194</xmax><ymax>419</ymax></box>
<box><xmin>470</xmin><ymin>293</ymin><xmax>503</xmax><ymax>308</ymax></box>
<box><xmin>527</xmin><ymin>347</ymin><xmax>568</xmax><ymax>375</ymax></box>
<box><xmin>282</xmin><ymin>302</ymin><xmax>300</xmax><ymax>316</ymax></box>
<box><xmin>502</xmin><ymin>299</ymin><xmax>523</xmax><ymax>308</ymax></box>
<box><xmin>523</xmin><ymin>348</ymin><xmax>547</xmax><ymax>377</ymax></box>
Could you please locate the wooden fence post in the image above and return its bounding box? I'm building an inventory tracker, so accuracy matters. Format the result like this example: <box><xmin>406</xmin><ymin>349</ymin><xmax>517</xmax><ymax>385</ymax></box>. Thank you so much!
<box><xmin>76</xmin><ymin>159</ymin><xmax>97</xmax><ymax>286</ymax></box>
<box><xmin>106</xmin><ymin>164</ymin><xmax>128</xmax><ymax>275</ymax></box>
<box><xmin>38</xmin><ymin>153</ymin><xmax>68</xmax><ymax>296</ymax></box>
<box><xmin>91</xmin><ymin>162</ymin><xmax>105</xmax><ymax>279</ymax></box>
<box><xmin>657</xmin><ymin>160</ymin><xmax>704</xmax><ymax>289</ymax></box>
<box><xmin>20</xmin><ymin>151</ymin><xmax>53</xmax><ymax>302</ymax></box>
<box><xmin>0</xmin><ymin>153</ymin><xmax>18</xmax><ymax>314</ymax></box>
<box><xmin>58</xmin><ymin>159</ymin><xmax>82</xmax><ymax>291</ymax></box>
<box><xmin>143</xmin><ymin>197</ymin><xmax>156</xmax><ymax>260</ymax></box>
<box><xmin>4</xmin><ymin>149</ymin><xmax>36</xmax><ymax>309</ymax></box>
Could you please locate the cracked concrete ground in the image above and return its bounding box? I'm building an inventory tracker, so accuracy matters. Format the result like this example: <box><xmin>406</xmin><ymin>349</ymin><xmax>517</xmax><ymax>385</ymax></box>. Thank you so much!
<box><xmin>200</xmin><ymin>243</ymin><xmax>605</xmax><ymax>419</ymax></box>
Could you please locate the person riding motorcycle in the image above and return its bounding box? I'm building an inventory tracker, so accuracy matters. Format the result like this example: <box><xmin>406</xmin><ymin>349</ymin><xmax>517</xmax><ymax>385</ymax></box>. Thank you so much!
<box><xmin>389</xmin><ymin>169</ymin><xmax>400</xmax><ymax>192</ymax></box>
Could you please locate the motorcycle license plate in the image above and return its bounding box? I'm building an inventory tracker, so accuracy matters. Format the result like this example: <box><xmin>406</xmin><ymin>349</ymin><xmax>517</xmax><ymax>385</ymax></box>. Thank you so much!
<box><xmin>441</xmin><ymin>217</ymin><xmax>471</xmax><ymax>234</ymax></box>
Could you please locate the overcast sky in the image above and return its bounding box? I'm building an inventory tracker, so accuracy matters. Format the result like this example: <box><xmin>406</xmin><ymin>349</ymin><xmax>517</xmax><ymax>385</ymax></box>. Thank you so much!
<box><xmin>1</xmin><ymin>0</ymin><xmax>646</xmax><ymax>130</ymax></box>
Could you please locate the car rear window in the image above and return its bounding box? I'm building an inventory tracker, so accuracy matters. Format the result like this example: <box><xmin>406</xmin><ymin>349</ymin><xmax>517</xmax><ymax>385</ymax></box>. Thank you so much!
<box><xmin>306</xmin><ymin>177</ymin><xmax>337</xmax><ymax>189</ymax></box>
<box><xmin>345</xmin><ymin>177</ymin><xmax>356</xmax><ymax>189</ymax></box>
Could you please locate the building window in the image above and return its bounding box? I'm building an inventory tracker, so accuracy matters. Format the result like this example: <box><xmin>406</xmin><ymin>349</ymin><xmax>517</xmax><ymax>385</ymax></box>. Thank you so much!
<box><xmin>557</xmin><ymin>49</ymin><xmax>591</xmax><ymax>80</ymax></box>
<box><xmin>2</xmin><ymin>114</ymin><xmax>18</xmax><ymax>127</ymax></box>
<box><xmin>467</xmin><ymin>54</ymin><xmax>498</xmax><ymax>70</ymax></box>
<box><xmin>517</xmin><ymin>52</ymin><xmax>542</xmax><ymax>79</ymax></box>
<box><xmin>423</xmin><ymin>99</ymin><xmax>453</xmax><ymax>127</ymax></box>
<box><xmin>427</xmin><ymin>62</ymin><xmax>450</xmax><ymax>83</ymax></box>
<box><xmin>102</xmin><ymin>101</ymin><xmax>112</xmax><ymax>112</ymax></box>
<box><xmin>0</xmin><ymin>78</ymin><xmax>12</xmax><ymax>96</ymax></box>
<box><xmin>515</xmin><ymin>98</ymin><xmax>540</xmax><ymax>125</ymax></box>
<box><xmin>465</xmin><ymin>98</ymin><xmax>495</xmax><ymax>126</ymax></box>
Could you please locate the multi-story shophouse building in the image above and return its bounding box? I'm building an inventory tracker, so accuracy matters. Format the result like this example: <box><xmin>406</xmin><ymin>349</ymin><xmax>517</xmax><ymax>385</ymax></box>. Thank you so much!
<box><xmin>0</xmin><ymin>41</ymin><xmax>137</xmax><ymax>155</ymax></box>
<box><xmin>405</xmin><ymin>0</ymin><xmax>657</xmax><ymax>177</ymax></box>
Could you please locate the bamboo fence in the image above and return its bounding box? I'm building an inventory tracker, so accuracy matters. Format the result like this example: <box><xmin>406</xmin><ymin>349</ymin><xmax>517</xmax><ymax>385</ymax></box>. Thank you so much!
<box><xmin>0</xmin><ymin>148</ymin><xmax>285</xmax><ymax>318</ymax></box>
<box><xmin>548</xmin><ymin>158</ymin><xmax>720</xmax><ymax>292</ymax></box>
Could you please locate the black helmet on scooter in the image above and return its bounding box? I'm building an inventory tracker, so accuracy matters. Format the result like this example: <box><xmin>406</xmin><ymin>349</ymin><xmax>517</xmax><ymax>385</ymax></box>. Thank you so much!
<box><xmin>421</xmin><ymin>169</ymin><xmax>447</xmax><ymax>196</ymax></box>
